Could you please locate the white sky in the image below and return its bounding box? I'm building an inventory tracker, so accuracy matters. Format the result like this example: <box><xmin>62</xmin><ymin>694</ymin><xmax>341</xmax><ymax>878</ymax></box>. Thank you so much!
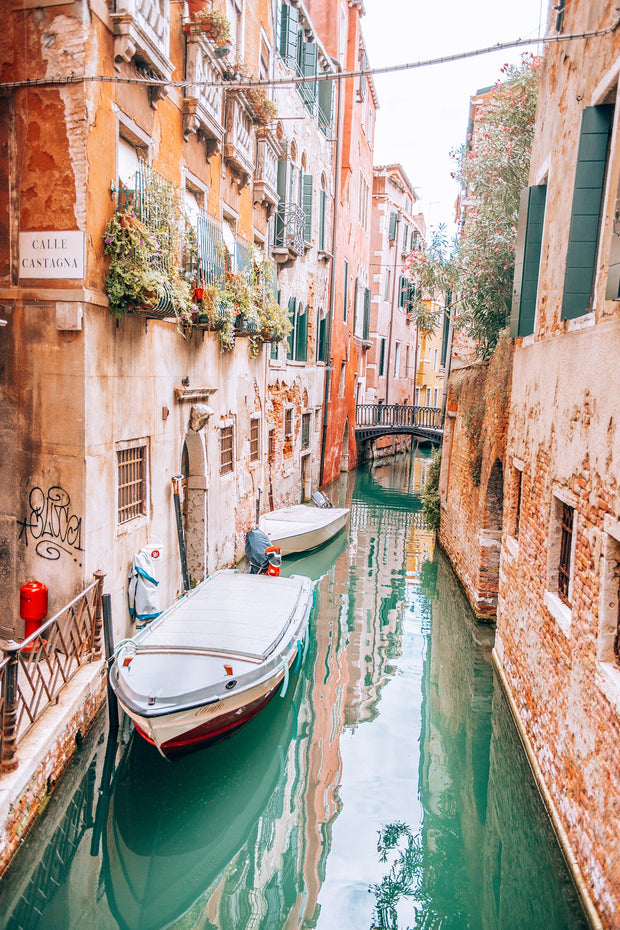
<box><xmin>362</xmin><ymin>0</ymin><xmax>548</xmax><ymax>233</ymax></box>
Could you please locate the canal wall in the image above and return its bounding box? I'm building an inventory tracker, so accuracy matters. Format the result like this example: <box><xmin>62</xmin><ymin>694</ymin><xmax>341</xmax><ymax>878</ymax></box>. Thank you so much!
<box><xmin>438</xmin><ymin>332</ymin><xmax>514</xmax><ymax>620</ymax></box>
<box><xmin>0</xmin><ymin>661</ymin><xmax>105</xmax><ymax>878</ymax></box>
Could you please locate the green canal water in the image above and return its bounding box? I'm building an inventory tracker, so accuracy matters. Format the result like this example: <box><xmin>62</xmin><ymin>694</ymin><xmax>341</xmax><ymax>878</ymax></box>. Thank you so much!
<box><xmin>0</xmin><ymin>451</ymin><xmax>590</xmax><ymax>930</ymax></box>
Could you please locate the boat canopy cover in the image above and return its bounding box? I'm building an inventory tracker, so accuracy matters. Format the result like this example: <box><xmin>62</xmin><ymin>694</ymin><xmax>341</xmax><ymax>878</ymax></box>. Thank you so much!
<box><xmin>132</xmin><ymin>571</ymin><xmax>306</xmax><ymax>662</ymax></box>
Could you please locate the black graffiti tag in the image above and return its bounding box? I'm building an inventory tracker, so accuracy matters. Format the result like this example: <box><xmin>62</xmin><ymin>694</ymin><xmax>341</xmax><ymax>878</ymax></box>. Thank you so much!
<box><xmin>18</xmin><ymin>486</ymin><xmax>83</xmax><ymax>561</ymax></box>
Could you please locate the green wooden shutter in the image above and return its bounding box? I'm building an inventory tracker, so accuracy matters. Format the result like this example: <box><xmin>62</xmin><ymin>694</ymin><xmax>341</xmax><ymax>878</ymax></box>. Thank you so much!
<box><xmin>295</xmin><ymin>303</ymin><xmax>308</xmax><ymax>361</ymax></box>
<box><xmin>441</xmin><ymin>306</ymin><xmax>450</xmax><ymax>368</ymax></box>
<box><xmin>511</xmin><ymin>185</ymin><xmax>547</xmax><ymax>337</ymax></box>
<box><xmin>279</xmin><ymin>4</ymin><xmax>299</xmax><ymax>64</ymax></box>
<box><xmin>318</xmin><ymin>78</ymin><xmax>334</xmax><ymax>134</ymax></box>
<box><xmin>388</xmin><ymin>211</ymin><xmax>397</xmax><ymax>241</ymax></box>
<box><xmin>301</xmin><ymin>42</ymin><xmax>318</xmax><ymax>109</ymax></box>
<box><xmin>363</xmin><ymin>287</ymin><xmax>371</xmax><ymax>339</ymax></box>
<box><xmin>275</xmin><ymin>160</ymin><xmax>288</xmax><ymax>246</ymax></box>
<box><xmin>562</xmin><ymin>105</ymin><xmax>613</xmax><ymax>320</ymax></box>
<box><xmin>302</xmin><ymin>174</ymin><xmax>313</xmax><ymax>243</ymax></box>
<box><xmin>379</xmin><ymin>337</ymin><xmax>386</xmax><ymax>376</ymax></box>
<box><xmin>319</xmin><ymin>189</ymin><xmax>326</xmax><ymax>251</ymax></box>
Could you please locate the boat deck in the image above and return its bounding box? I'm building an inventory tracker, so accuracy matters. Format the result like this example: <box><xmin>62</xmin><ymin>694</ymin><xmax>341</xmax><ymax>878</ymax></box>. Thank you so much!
<box><xmin>138</xmin><ymin>571</ymin><xmax>305</xmax><ymax>662</ymax></box>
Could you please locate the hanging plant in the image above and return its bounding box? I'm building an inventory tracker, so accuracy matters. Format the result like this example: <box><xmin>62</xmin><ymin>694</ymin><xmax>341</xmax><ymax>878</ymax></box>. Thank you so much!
<box><xmin>103</xmin><ymin>212</ymin><xmax>167</xmax><ymax>319</ymax></box>
<box><xmin>245</xmin><ymin>87</ymin><xmax>278</xmax><ymax>125</ymax></box>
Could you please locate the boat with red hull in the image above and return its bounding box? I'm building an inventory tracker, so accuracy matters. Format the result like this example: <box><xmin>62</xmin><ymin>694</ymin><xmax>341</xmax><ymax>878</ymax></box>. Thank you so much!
<box><xmin>109</xmin><ymin>569</ymin><xmax>313</xmax><ymax>759</ymax></box>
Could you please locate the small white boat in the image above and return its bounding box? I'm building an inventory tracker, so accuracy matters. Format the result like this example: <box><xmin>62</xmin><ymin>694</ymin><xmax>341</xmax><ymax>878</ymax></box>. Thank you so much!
<box><xmin>260</xmin><ymin>502</ymin><xmax>350</xmax><ymax>556</ymax></box>
<box><xmin>109</xmin><ymin>569</ymin><xmax>313</xmax><ymax>759</ymax></box>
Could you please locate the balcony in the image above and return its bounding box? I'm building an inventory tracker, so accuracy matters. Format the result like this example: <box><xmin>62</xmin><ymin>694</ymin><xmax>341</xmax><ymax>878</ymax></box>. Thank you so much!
<box><xmin>183</xmin><ymin>37</ymin><xmax>225</xmax><ymax>156</ymax></box>
<box><xmin>224</xmin><ymin>94</ymin><xmax>254</xmax><ymax>189</ymax></box>
<box><xmin>111</xmin><ymin>0</ymin><xmax>172</xmax><ymax>101</ymax></box>
<box><xmin>253</xmin><ymin>129</ymin><xmax>279</xmax><ymax>215</ymax></box>
<box><xmin>273</xmin><ymin>203</ymin><xmax>306</xmax><ymax>263</ymax></box>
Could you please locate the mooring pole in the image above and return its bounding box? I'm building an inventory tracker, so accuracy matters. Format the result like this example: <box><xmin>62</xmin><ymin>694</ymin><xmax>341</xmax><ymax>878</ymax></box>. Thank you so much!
<box><xmin>255</xmin><ymin>487</ymin><xmax>261</xmax><ymax>527</ymax></box>
<box><xmin>102</xmin><ymin>594</ymin><xmax>118</xmax><ymax>732</ymax></box>
<box><xmin>172</xmin><ymin>475</ymin><xmax>191</xmax><ymax>592</ymax></box>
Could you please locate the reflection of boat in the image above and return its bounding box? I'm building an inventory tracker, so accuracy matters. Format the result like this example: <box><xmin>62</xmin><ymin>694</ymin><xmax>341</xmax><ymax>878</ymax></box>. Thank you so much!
<box><xmin>260</xmin><ymin>502</ymin><xmax>350</xmax><ymax>556</ymax></box>
<box><xmin>104</xmin><ymin>682</ymin><xmax>301</xmax><ymax>930</ymax></box>
<box><xmin>280</xmin><ymin>524</ymin><xmax>349</xmax><ymax>582</ymax></box>
<box><xmin>109</xmin><ymin>569</ymin><xmax>313</xmax><ymax>759</ymax></box>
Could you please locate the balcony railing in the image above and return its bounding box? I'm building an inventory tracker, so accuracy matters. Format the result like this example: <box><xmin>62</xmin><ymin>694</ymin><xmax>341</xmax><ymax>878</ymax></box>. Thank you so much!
<box><xmin>0</xmin><ymin>573</ymin><xmax>104</xmax><ymax>773</ymax></box>
<box><xmin>111</xmin><ymin>0</ymin><xmax>172</xmax><ymax>95</ymax></box>
<box><xmin>274</xmin><ymin>203</ymin><xmax>306</xmax><ymax>257</ymax></box>
<box><xmin>254</xmin><ymin>130</ymin><xmax>279</xmax><ymax>213</ymax></box>
<box><xmin>224</xmin><ymin>94</ymin><xmax>254</xmax><ymax>188</ymax></box>
<box><xmin>183</xmin><ymin>36</ymin><xmax>225</xmax><ymax>154</ymax></box>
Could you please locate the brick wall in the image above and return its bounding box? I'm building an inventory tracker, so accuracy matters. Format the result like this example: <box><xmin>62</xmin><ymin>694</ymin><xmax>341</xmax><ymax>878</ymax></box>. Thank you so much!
<box><xmin>439</xmin><ymin>333</ymin><xmax>514</xmax><ymax>619</ymax></box>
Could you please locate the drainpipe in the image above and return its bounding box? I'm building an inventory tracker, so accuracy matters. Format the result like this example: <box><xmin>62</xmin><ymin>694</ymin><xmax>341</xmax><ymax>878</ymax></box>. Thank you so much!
<box><xmin>319</xmin><ymin>57</ymin><xmax>343</xmax><ymax>488</ymax></box>
<box><xmin>384</xmin><ymin>210</ymin><xmax>401</xmax><ymax>404</ymax></box>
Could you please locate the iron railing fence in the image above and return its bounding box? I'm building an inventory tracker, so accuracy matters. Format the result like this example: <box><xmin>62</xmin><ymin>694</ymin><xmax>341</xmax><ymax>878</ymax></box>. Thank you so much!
<box><xmin>274</xmin><ymin>203</ymin><xmax>305</xmax><ymax>255</ymax></box>
<box><xmin>355</xmin><ymin>404</ymin><xmax>444</xmax><ymax>431</ymax></box>
<box><xmin>0</xmin><ymin>572</ymin><xmax>104</xmax><ymax>772</ymax></box>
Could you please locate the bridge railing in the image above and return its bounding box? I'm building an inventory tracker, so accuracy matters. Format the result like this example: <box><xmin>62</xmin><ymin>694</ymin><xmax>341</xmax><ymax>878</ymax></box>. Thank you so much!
<box><xmin>355</xmin><ymin>404</ymin><xmax>443</xmax><ymax>431</ymax></box>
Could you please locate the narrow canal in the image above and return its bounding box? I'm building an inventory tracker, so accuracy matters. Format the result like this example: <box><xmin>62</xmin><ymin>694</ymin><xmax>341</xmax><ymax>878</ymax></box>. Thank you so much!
<box><xmin>0</xmin><ymin>449</ymin><xmax>589</xmax><ymax>930</ymax></box>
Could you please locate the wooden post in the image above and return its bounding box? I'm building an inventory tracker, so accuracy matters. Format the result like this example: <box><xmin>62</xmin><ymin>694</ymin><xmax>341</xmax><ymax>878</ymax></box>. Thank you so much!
<box><xmin>92</xmin><ymin>570</ymin><xmax>105</xmax><ymax>660</ymax></box>
<box><xmin>102</xmin><ymin>594</ymin><xmax>119</xmax><ymax>732</ymax></box>
<box><xmin>1</xmin><ymin>642</ymin><xmax>20</xmax><ymax>772</ymax></box>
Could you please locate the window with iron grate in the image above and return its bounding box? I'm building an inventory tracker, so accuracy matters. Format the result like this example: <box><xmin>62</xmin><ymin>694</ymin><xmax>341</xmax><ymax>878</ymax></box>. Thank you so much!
<box><xmin>558</xmin><ymin>501</ymin><xmax>574</xmax><ymax>604</ymax></box>
<box><xmin>220</xmin><ymin>425</ymin><xmax>234</xmax><ymax>475</ymax></box>
<box><xmin>250</xmin><ymin>418</ymin><xmax>260</xmax><ymax>462</ymax></box>
<box><xmin>117</xmin><ymin>443</ymin><xmax>147</xmax><ymax>524</ymax></box>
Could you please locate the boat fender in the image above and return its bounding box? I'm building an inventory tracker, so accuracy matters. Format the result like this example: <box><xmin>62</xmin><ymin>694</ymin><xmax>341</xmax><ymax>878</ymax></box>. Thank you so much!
<box><xmin>280</xmin><ymin>656</ymin><xmax>290</xmax><ymax>699</ymax></box>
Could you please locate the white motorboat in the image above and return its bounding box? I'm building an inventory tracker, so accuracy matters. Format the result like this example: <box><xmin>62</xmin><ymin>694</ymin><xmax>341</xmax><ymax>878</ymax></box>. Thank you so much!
<box><xmin>260</xmin><ymin>497</ymin><xmax>350</xmax><ymax>556</ymax></box>
<box><xmin>108</xmin><ymin>569</ymin><xmax>313</xmax><ymax>759</ymax></box>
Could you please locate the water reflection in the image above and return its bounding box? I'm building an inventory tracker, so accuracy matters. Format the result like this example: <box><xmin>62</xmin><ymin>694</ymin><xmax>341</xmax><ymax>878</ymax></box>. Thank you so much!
<box><xmin>0</xmin><ymin>450</ymin><xmax>588</xmax><ymax>930</ymax></box>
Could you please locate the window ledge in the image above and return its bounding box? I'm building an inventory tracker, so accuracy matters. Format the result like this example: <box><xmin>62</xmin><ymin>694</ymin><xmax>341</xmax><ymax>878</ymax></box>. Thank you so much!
<box><xmin>544</xmin><ymin>590</ymin><xmax>572</xmax><ymax>636</ymax></box>
<box><xmin>596</xmin><ymin>662</ymin><xmax>620</xmax><ymax>716</ymax></box>
<box><xmin>318</xmin><ymin>249</ymin><xmax>332</xmax><ymax>262</ymax></box>
<box><xmin>565</xmin><ymin>311</ymin><xmax>595</xmax><ymax>332</ymax></box>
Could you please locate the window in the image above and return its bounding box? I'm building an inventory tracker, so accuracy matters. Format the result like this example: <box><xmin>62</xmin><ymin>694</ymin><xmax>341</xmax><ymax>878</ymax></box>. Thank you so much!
<box><xmin>343</xmin><ymin>259</ymin><xmax>349</xmax><ymax>321</ymax></box>
<box><xmin>338</xmin><ymin>360</ymin><xmax>346</xmax><ymax>398</ymax></box>
<box><xmin>513</xmin><ymin>466</ymin><xmax>523</xmax><ymax>538</ymax></box>
<box><xmin>433</xmin><ymin>348</ymin><xmax>439</xmax><ymax>371</ymax></box>
<box><xmin>388</xmin><ymin>211</ymin><xmax>397</xmax><ymax>242</ymax></box>
<box><xmin>302</xmin><ymin>412</ymin><xmax>311</xmax><ymax>450</ymax></box>
<box><xmin>384</xmin><ymin>267</ymin><xmax>391</xmax><ymax>302</ymax></box>
<box><xmin>394</xmin><ymin>342</ymin><xmax>401</xmax><ymax>378</ymax></box>
<box><xmin>117</xmin><ymin>442</ymin><xmax>147</xmax><ymax>525</ymax></box>
<box><xmin>303</xmin><ymin>173</ymin><xmax>313</xmax><ymax>243</ymax></box>
<box><xmin>425</xmin><ymin>387</ymin><xmax>431</xmax><ymax>406</ymax></box>
<box><xmin>268</xmin><ymin>428</ymin><xmax>275</xmax><ymax>464</ymax></box>
<box><xmin>558</xmin><ymin>502</ymin><xmax>574</xmax><ymax>604</ymax></box>
<box><xmin>250</xmin><ymin>417</ymin><xmax>260</xmax><ymax>462</ymax></box>
<box><xmin>220</xmin><ymin>425</ymin><xmax>234</xmax><ymax>475</ymax></box>
<box><xmin>284</xmin><ymin>408</ymin><xmax>293</xmax><ymax>456</ymax></box>
<box><xmin>317</xmin><ymin>307</ymin><xmax>328</xmax><ymax>362</ymax></box>
<box><xmin>379</xmin><ymin>337</ymin><xmax>386</xmax><ymax>377</ymax></box>
<box><xmin>433</xmin><ymin>387</ymin><xmax>439</xmax><ymax>407</ymax></box>
<box><xmin>288</xmin><ymin>299</ymin><xmax>308</xmax><ymax>361</ymax></box>
<box><xmin>319</xmin><ymin>179</ymin><xmax>327</xmax><ymax>251</ymax></box>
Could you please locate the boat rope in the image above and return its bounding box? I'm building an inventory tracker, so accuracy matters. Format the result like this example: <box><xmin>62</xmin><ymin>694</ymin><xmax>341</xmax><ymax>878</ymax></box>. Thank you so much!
<box><xmin>112</xmin><ymin>638</ymin><xmax>137</xmax><ymax>661</ymax></box>
<box><xmin>291</xmin><ymin>639</ymin><xmax>303</xmax><ymax>675</ymax></box>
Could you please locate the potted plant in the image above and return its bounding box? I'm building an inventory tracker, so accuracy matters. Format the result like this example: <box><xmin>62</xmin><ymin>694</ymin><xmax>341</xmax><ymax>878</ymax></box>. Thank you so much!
<box><xmin>185</xmin><ymin>8</ymin><xmax>231</xmax><ymax>44</ymax></box>
<box><xmin>245</xmin><ymin>87</ymin><xmax>278</xmax><ymax>125</ymax></box>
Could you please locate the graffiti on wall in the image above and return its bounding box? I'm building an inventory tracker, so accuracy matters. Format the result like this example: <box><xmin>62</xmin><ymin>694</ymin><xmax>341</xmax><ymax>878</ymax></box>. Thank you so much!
<box><xmin>18</xmin><ymin>486</ymin><xmax>83</xmax><ymax>562</ymax></box>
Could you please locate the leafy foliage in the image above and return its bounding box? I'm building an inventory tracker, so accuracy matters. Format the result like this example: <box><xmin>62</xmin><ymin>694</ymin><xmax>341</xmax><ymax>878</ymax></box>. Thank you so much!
<box><xmin>403</xmin><ymin>54</ymin><xmax>540</xmax><ymax>359</ymax></box>
<box><xmin>404</xmin><ymin>224</ymin><xmax>458</xmax><ymax>335</ymax></box>
<box><xmin>422</xmin><ymin>447</ymin><xmax>442</xmax><ymax>530</ymax></box>
<box><xmin>453</xmin><ymin>54</ymin><xmax>540</xmax><ymax>358</ymax></box>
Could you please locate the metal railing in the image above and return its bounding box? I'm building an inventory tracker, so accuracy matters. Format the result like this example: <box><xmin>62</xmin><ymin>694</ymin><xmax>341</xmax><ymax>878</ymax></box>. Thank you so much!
<box><xmin>0</xmin><ymin>572</ymin><xmax>104</xmax><ymax>773</ymax></box>
<box><xmin>274</xmin><ymin>202</ymin><xmax>306</xmax><ymax>255</ymax></box>
<box><xmin>356</xmin><ymin>404</ymin><xmax>444</xmax><ymax>430</ymax></box>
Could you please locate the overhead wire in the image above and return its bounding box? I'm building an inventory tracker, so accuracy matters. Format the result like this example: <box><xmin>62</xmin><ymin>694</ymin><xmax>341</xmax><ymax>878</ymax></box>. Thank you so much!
<box><xmin>0</xmin><ymin>19</ymin><xmax>618</xmax><ymax>93</ymax></box>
